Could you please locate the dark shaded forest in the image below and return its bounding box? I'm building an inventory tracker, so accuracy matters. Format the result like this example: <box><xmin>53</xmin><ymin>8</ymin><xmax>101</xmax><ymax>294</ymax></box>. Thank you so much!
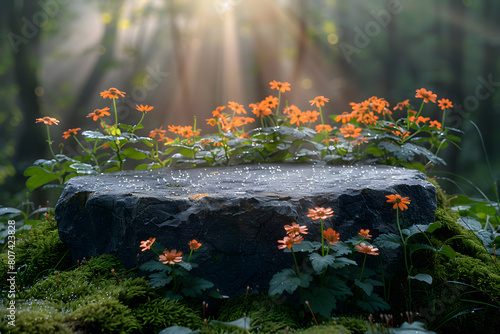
<box><xmin>1</xmin><ymin>0</ymin><xmax>499</xmax><ymax>207</ymax></box>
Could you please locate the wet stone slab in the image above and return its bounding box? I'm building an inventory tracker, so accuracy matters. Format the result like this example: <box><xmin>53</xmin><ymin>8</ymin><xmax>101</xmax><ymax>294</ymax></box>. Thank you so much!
<box><xmin>55</xmin><ymin>163</ymin><xmax>436</xmax><ymax>296</ymax></box>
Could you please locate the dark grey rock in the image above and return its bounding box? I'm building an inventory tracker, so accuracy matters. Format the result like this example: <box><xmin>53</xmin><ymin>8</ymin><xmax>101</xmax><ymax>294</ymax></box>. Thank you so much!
<box><xmin>55</xmin><ymin>163</ymin><xmax>436</xmax><ymax>296</ymax></box>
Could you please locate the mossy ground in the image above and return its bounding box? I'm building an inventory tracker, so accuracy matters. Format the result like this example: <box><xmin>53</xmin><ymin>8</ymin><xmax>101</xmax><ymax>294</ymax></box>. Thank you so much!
<box><xmin>1</xmin><ymin>180</ymin><xmax>499</xmax><ymax>333</ymax></box>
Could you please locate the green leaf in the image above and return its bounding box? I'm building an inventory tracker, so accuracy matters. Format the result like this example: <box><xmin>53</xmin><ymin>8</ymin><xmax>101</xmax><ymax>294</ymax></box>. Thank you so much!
<box><xmin>356</xmin><ymin>293</ymin><xmax>390</xmax><ymax>313</ymax></box>
<box><xmin>437</xmin><ymin>245</ymin><xmax>456</xmax><ymax>260</ymax></box>
<box><xmin>330</xmin><ymin>242</ymin><xmax>352</xmax><ymax>257</ymax></box>
<box><xmin>139</xmin><ymin>260</ymin><xmax>171</xmax><ymax>272</ymax></box>
<box><xmin>300</xmin><ymin>286</ymin><xmax>339</xmax><ymax>318</ymax></box>
<box><xmin>409</xmin><ymin>244</ymin><xmax>436</xmax><ymax>254</ymax></box>
<box><xmin>374</xmin><ymin>233</ymin><xmax>402</xmax><ymax>250</ymax></box>
<box><xmin>426</xmin><ymin>222</ymin><xmax>442</xmax><ymax>234</ymax></box>
<box><xmin>158</xmin><ymin>326</ymin><xmax>199</xmax><ymax>334</ymax></box>
<box><xmin>269</xmin><ymin>268</ymin><xmax>312</xmax><ymax>295</ymax></box>
<box><xmin>210</xmin><ymin>317</ymin><xmax>252</xmax><ymax>331</ymax></box>
<box><xmin>331</xmin><ymin>257</ymin><xmax>357</xmax><ymax>269</ymax></box>
<box><xmin>70</xmin><ymin>163</ymin><xmax>99</xmax><ymax>175</ymax></box>
<box><xmin>149</xmin><ymin>272</ymin><xmax>173</xmax><ymax>287</ymax></box>
<box><xmin>284</xmin><ymin>241</ymin><xmax>321</xmax><ymax>253</ymax></box>
<box><xmin>122</xmin><ymin>147</ymin><xmax>149</xmax><ymax>160</ymax></box>
<box><xmin>354</xmin><ymin>279</ymin><xmax>374</xmax><ymax>296</ymax></box>
<box><xmin>309</xmin><ymin>253</ymin><xmax>335</xmax><ymax>273</ymax></box>
<box><xmin>177</xmin><ymin>261</ymin><xmax>193</xmax><ymax>271</ymax></box>
<box><xmin>179</xmin><ymin>276</ymin><xmax>214</xmax><ymax>297</ymax></box>
<box><xmin>24</xmin><ymin>166</ymin><xmax>61</xmax><ymax>191</ymax></box>
<box><xmin>409</xmin><ymin>273</ymin><xmax>433</xmax><ymax>284</ymax></box>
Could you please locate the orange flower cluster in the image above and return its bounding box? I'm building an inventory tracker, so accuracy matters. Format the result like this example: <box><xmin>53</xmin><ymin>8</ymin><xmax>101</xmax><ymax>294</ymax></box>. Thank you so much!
<box><xmin>270</xmin><ymin>80</ymin><xmax>291</xmax><ymax>93</ymax></box>
<box><xmin>206</xmin><ymin>104</ymin><xmax>255</xmax><ymax>133</ymax></box>
<box><xmin>278</xmin><ymin>222</ymin><xmax>308</xmax><ymax>249</ymax></box>
<box><xmin>168</xmin><ymin>125</ymin><xmax>201</xmax><ymax>139</ymax></box>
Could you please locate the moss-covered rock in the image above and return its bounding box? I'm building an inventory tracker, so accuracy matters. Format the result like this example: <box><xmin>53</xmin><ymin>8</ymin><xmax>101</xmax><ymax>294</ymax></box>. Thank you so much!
<box><xmin>68</xmin><ymin>295</ymin><xmax>141</xmax><ymax>333</ymax></box>
<box><xmin>0</xmin><ymin>302</ymin><xmax>71</xmax><ymax>334</ymax></box>
<box><xmin>133</xmin><ymin>297</ymin><xmax>204</xmax><ymax>332</ymax></box>
<box><xmin>217</xmin><ymin>293</ymin><xmax>299</xmax><ymax>332</ymax></box>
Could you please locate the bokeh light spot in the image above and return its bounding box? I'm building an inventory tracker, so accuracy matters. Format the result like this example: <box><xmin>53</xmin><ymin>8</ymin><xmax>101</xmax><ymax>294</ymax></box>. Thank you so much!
<box><xmin>301</xmin><ymin>78</ymin><xmax>313</xmax><ymax>89</ymax></box>
<box><xmin>327</xmin><ymin>33</ymin><xmax>339</xmax><ymax>45</ymax></box>
<box><xmin>34</xmin><ymin>86</ymin><xmax>45</xmax><ymax>97</ymax></box>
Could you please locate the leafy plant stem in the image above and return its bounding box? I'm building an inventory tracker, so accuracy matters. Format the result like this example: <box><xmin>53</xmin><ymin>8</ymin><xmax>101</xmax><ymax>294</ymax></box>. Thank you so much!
<box><xmin>171</xmin><ymin>265</ymin><xmax>179</xmax><ymax>293</ymax></box>
<box><xmin>112</xmin><ymin>98</ymin><xmax>118</xmax><ymax>125</ymax></box>
<box><xmin>291</xmin><ymin>248</ymin><xmax>301</xmax><ymax>275</ymax></box>
<box><xmin>275</xmin><ymin>91</ymin><xmax>282</xmax><ymax>118</ymax></box>
<box><xmin>45</xmin><ymin>124</ymin><xmax>63</xmax><ymax>182</ymax></box>
<box><xmin>359</xmin><ymin>253</ymin><xmax>367</xmax><ymax>281</ymax></box>
<box><xmin>320</xmin><ymin>218</ymin><xmax>325</xmax><ymax>257</ymax></box>
<box><xmin>73</xmin><ymin>136</ymin><xmax>100</xmax><ymax>169</ymax></box>
<box><xmin>187</xmin><ymin>249</ymin><xmax>194</xmax><ymax>263</ymax></box>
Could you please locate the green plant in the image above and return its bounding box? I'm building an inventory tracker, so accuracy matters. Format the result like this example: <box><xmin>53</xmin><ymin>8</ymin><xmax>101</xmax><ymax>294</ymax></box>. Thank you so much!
<box><xmin>269</xmin><ymin>208</ymin><xmax>389</xmax><ymax>318</ymax></box>
<box><xmin>25</xmin><ymin>84</ymin><xmax>460</xmax><ymax>192</ymax></box>
<box><xmin>139</xmin><ymin>237</ymin><xmax>213</xmax><ymax>300</ymax></box>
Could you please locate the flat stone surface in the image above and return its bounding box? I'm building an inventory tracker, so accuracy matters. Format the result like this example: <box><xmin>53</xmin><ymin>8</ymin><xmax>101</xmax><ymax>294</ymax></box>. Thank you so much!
<box><xmin>55</xmin><ymin>163</ymin><xmax>436</xmax><ymax>296</ymax></box>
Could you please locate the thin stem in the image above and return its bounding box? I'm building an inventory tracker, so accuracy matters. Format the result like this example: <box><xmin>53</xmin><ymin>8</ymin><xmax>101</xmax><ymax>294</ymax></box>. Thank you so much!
<box><xmin>320</xmin><ymin>218</ymin><xmax>325</xmax><ymax>257</ymax></box>
<box><xmin>187</xmin><ymin>249</ymin><xmax>193</xmax><ymax>263</ymax></box>
<box><xmin>359</xmin><ymin>253</ymin><xmax>367</xmax><ymax>281</ymax></box>
<box><xmin>291</xmin><ymin>248</ymin><xmax>301</xmax><ymax>275</ymax></box>
<box><xmin>112</xmin><ymin>98</ymin><xmax>118</xmax><ymax>126</ymax></box>
<box><xmin>275</xmin><ymin>91</ymin><xmax>282</xmax><ymax>118</ymax></box>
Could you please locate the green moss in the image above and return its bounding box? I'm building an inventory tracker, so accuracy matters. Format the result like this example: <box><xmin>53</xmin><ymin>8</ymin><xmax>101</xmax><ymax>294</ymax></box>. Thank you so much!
<box><xmin>335</xmin><ymin>316</ymin><xmax>368</xmax><ymax>334</ymax></box>
<box><xmin>294</xmin><ymin>322</ymin><xmax>351</xmax><ymax>334</ymax></box>
<box><xmin>217</xmin><ymin>294</ymin><xmax>299</xmax><ymax>332</ymax></box>
<box><xmin>0</xmin><ymin>217</ymin><xmax>72</xmax><ymax>287</ymax></box>
<box><xmin>0</xmin><ymin>302</ymin><xmax>71</xmax><ymax>334</ymax></box>
<box><xmin>133</xmin><ymin>297</ymin><xmax>204</xmax><ymax>332</ymax></box>
<box><xmin>69</xmin><ymin>295</ymin><xmax>141</xmax><ymax>333</ymax></box>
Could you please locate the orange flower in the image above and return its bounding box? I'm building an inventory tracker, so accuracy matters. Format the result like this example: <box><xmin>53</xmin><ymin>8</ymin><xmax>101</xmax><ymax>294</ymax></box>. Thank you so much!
<box><xmin>309</xmin><ymin>96</ymin><xmax>330</xmax><ymax>108</ymax></box>
<box><xmin>179</xmin><ymin>126</ymin><xmax>200</xmax><ymax>138</ymax></box>
<box><xmin>269</xmin><ymin>80</ymin><xmax>291</xmax><ymax>93</ymax></box>
<box><xmin>283</xmin><ymin>105</ymin><xmax>301</xmax><ymax>116</ymax></box>
<box><xmin>206</xmin><ymin>118</ymin><xmax>218</xmax><ymax>126</ymax></box>
<box><xmin>62</xmin><ymin>128</ymin><xmax>81</xmax><ymax>139</ymax></box>
<box><xmin>149</xmin><ymin>126</ymin><xmax>167</xmax><ymax>139</ymax></box>
<box><xmin>339</xmin><ymin>123</ymin><xmax>362</xmax><ymax>138</ymax></box>
<box><xmin>355</xmin><ymin>243</ymin><xmax>379</xmax><ymax>255</ymax></box>
<box><xmin>100</xmin><ymin>87</ymin><xmax>126</xmax><ymax>99</ymax></box>
<box><xmin>250</xmin><ymin>102</ymin><xmax>272</xmax><ymax>118</ymax></box>
<box><xmin>284</xmin><ymin>223</ymin><xmax>309</xmax><ymax>237</ymax></box>
<box><xmin>228</xmin><ymin>101</ymin><xmax>246</xmax><ymax>114</ymax></box>
<box><xmin>136</xmin><ymin>104</ymin><xmax>154</xmax><ymax>113</ymax></box>
<box><xmin>322</xmin><ymin>138</ymin><xmax>339</xmax><ymax>145</ymax></box>
<box><xmin>188</xmin><ymin>239</ymin><xmax>202</xmax><ymax>250</ymax></box>
<box><xmin>429</xmin><ymin>120</ymin><xmax>442</xmax><ymax>130</ymax></box>
<box><xmin>168</xmin><ymin>125</ymin><xmax>182</xmax><ymax>134</ymax></box>
<box><xmin>277</xmin><ymin>235</ymin><xmax>303</xmax><ymax>250</ymax></box>
<box><xmin>139</xmin><ymin>237</ymin><xmax>156</xmax><ymax>251</ymax></box>
<box><xmin>357</xmin><ymin>111</ymin><xmax>379</xmax><ymax>125</ymax></box>
<box><xmin>301</xmin><ymin>110</ymin><xmax>320</xmax><ymax>123</ymax></box>
<box><xmin>36</xmin><ymin>117</ymin><xmax>60</xmax><ymax>125</ymax></box>
<box><xmin>393</xmin><ymin>99</ymin><xmax>410</xmax><ymax>111</ymax></box>
<box><xmin>315</xmin><ymin>124</ymin><xmax>333</xmax><ymax>133</ymax></box>
<box><xmin>415</xmin><ymin>88</ymin><xmax>437</xmax><ymax>103</ymax></box>
<box><xmin>358</xmin><ymin>229</ymin><xmax>372</xmax><ymax>238</ymax></box>
<box><xmin>87</xmin><ymin>107</ymin><xmax>111</xmax><ymax>121</ymax></box>
<box><xmin>159</xmin><ymin>249</ymin><xmax>183</xmax><ymax>265</ymax></box>
<box><xmin>438</xmin><ymin>98</ymin><xmax>453</xmax><ymax>110</ymax></box>
<box><xmin>212</xmin><ymin>106</ymin><xmax>226</xmax><ymax>118</ymax></box>
<box><xmin>289</xmin><ymin>111</ymin><xmax>305</xmax><ymax>126</ymax></box>
<box><xmin>323</xmin><ymin>228</ymin><xmax>340</xmax><ymax>245</ymax></box>
<box><xmin>408</xmin><ymin>115</ymin><xmax>430</xmax><ymax>124</ymax></box>
<box><xmin>353</xmin><ymin>137</ymin><xmax>369</xmax><ymax>146</ymax></box>
<box><xmin>307</xmin><ymin>207</ymin><xmax>334</xmax><ymax>220</ymax></box>
<box><xmin>334</xmin><ymin>112</ymin><xmax>353</xmax><ymax>124</ymax></box>
<box><xmin>386</xmin><ymin>194</ymin><xmax>411</xmax><ymax>211</ymax></box>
